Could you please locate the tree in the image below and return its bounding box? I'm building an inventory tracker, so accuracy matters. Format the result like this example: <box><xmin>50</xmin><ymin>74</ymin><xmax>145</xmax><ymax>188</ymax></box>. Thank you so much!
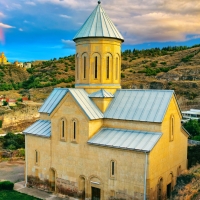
<box><xmin>183</xmin><ymin>119</ymin><xmax>200</xmax><ymax>137</ymax></box>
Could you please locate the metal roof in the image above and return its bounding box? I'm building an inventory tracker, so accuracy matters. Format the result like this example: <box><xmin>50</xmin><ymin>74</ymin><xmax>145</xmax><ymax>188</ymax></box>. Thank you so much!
<box><xmin>88</xmin><ymin>89</ymin><xmax>114</xmax><ymax>98</ymax></box>
<box><xmin>39</xmin><ymin>88</ymin><xmax>103</xmax><ymax>120</ymax></box>
<box><xmin>23</xmin><ymin>120</ymin><xmax>51</xmax><ymax>138</ymax></box>
<box><xmin>88</xmin><ymin>128</ymin><xmax>162</xmax><ymax>152</ymax></box>
<box><xmin>73</xmin><ymin>2</ymin><xmax>124</xmax><ymax>42</ymax></box>
<box><xmin>69</xmin><ymin>89</ymin><xmax>103</xmax><ymax>119</ymax></box>
<box><xmin>104</xmin><ymin>90</ymin><xmax>174</xmax><ymax>122</ymax></box>
<box><xmin>39</xmin><ymin>88</ymin><xmax>68</xmax><ymax>114</ymax></box>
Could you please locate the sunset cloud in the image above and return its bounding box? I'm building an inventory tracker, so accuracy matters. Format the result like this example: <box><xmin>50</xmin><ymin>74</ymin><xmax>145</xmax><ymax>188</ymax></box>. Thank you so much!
<box><xmin>0</xmin><ymin>0</ymin><xmax>200</xmax><ymax>61</ymax></box>
<box><xmin>0</xmin><ymin>23</ymin><xmax>15</xmax><ymax>29</ymax></box>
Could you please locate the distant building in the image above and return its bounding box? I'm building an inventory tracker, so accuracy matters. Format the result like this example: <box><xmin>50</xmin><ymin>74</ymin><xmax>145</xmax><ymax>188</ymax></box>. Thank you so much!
<box><xmin>182</xmin><ymin>109</ymin><xmax>200</xmax><ymax>120</ymax></box>
<box><xmin>7</xmin><ymin>99</ymin><xmax>16</xmax><ymax>107</ymax></box>
<box><xmin>24</xmin><ymin>62</ymin><xmax>31</xmax><ymax>69</ymax></box>
<box><xmin>23</xmin><ymin>1</ymin><xmax>189</xmax><ymax>200</ymax></box>
<box><xmin>0</xmin><ymin>52</ymin><xmax>10</xmax><ymax>65</ymax></box>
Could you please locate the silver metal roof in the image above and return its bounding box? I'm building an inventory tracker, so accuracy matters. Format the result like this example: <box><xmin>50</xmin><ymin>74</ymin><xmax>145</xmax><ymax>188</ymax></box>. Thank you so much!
<box><xmin>73</xmin><ymin>2</ymin><xmax>124</xmax><ymax>42</ymax></box>
<box><xmin>39</xmin><ymin>88</ymin><xmax>68</xmax><ymax>114</ymax></box>
<box><xmin>69</xmin><ymin>89</ymin><xmax>103</xmax><ymax>119</ymax></box>
<box><xmin>23</xmin><ymin>120</ymin><xmax>51</xmax><ymax>138</ymax></box>
<box><xmin>88</xmin><ymin>128</ymin><xmax>162</xmax><ymax>152</ymax></box>
<box><xmin>39</xmin><ymin>88</ymin><xmax>103</xmax><ymax>120</ymax></box>
<box><xmin>105</xmin><ymin>90</ymin><xmax>174</xmax><ymax>122</ymax></box>
<box><xmin>88</xmin><ymin>89</ymin><xmax>114</xmax><ymax>98</ymax></box>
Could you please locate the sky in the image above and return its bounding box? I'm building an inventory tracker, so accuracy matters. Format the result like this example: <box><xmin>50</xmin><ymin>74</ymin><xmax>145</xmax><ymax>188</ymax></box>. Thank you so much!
<box><xmin>0</xmin><ymin>0</ymin><xmax>200</xmax><ymax>62</ymax></box>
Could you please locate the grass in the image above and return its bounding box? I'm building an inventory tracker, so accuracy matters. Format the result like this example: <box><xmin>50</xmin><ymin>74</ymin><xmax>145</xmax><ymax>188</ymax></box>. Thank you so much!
<box><xmin>0</xmin><ymin>190</ymin><xmax>41</xmax><ymax>200</ymax></box>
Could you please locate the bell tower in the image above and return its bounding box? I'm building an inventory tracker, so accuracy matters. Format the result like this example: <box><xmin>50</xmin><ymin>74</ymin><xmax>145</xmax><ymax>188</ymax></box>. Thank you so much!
<box><xmin>73</xmin><ymin>1</ymin><xmax>124</xmax><ymax>94</ymax></box>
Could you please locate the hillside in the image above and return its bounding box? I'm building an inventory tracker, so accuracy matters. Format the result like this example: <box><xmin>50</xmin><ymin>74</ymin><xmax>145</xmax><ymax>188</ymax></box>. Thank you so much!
<box><xmin>0</xmin><ymin>45</ymin><xmax>200</xmax><ymax>109</ymax></box>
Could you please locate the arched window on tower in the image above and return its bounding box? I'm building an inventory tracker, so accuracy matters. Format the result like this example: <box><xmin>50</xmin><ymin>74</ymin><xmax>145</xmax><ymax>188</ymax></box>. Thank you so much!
<box><xmin>116</xmin><ymin>57</ymin><xmax>118</xmax><ymax>80</ymax></box>
<box><xmin>84</xmin><ymin>56</ymin><xmax>86</xmax><ymax>79</ymax></box>
<box><xmin>107</xmin><ymin>56</ymin><xmax>110</xmax><ymax>79</ymax></box>
<box><xmin>76</xmin><ymin>54</ymin><xmax>79</xmax><ymax>80</ymax></box>
<box><xmin>95</xmin><ymin>56</ymin><xmax>98</xmax><ymax>79</ymax></box>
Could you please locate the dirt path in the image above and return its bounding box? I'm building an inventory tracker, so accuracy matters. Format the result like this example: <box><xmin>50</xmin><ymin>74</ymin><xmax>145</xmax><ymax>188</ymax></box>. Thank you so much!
<box><xmin>0</xmin><ymin>160</ymin><xmax>25</xmax><ymax>183</ymax></box>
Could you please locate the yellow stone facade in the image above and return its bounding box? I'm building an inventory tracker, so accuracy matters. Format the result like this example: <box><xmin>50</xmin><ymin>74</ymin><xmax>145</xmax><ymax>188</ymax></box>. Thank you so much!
<box><xmin>24</xmin><ymin>2</ymin><xmax>188</xmax><ymax>200</ymax></box>
<box><xmin>25</xmin><ymin>91</ymin><xmax>188</xmax><ymax>199</ymax></box>
<box><xmin>75</xmin><ymin>38</ymin><xmax>122</xmax><ymax>94</ymax></box>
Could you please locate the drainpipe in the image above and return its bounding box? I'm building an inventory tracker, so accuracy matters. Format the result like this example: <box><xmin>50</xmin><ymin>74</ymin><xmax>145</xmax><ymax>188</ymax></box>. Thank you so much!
<box><xmin>144</xmin><ymin>152</ymin><xmax>148</xmax><ymax>200</ymax></box>
<box><xmin>25</xmin><ymin>134</ymin><xmax>28</xmax><ymax>187</ymax></box>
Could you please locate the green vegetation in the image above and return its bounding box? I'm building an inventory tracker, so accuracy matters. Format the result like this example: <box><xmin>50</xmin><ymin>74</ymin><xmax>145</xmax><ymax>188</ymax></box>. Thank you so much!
<box><xmin>0</xmin><ymin>132</ymin><xmax>25</xmax><ymax>150</ymax></box>
<box><xmin>0</xmin><ymin>120</ymin><xmax>2</xmax><ymax>128</ymax></box>
<box><xmin>183</xmin><ymin>119</ymin><xmax>200</xmax><ymax>138</ymax></box>
<box><xmin>0</xmin><ymin>181</ymin><xmax>14</xmax><ymax>191</ymax></box>
<box><xmin>121</xmin><ymin>73</ymin><xmax>125</xmax><ymax>78</ymax></box>
<box><xmin>0</xmin><ymin>190</ymin><xmax>41</xmax><ymax>200</ymax></box>
<box><xmin>138</xmin><ymin>66</ymin><xmax>177</xmax><ymax>76</ymax></box>
<box><xmin>188</xmin><ymin>145</ymin><xmax>200</xmax><ymax>168</ymax></box>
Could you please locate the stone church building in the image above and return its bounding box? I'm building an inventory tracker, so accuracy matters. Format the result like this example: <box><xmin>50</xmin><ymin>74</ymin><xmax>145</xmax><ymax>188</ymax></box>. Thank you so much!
<box><xmin>24</xmin><ymin>1</ymin><xmax>188</xmax><ymax>199</ymax></box>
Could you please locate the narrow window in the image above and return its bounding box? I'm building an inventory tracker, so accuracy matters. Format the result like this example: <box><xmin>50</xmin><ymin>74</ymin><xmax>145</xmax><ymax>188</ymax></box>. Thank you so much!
<box><xmin>116</xmin><ymin>57</ymin><xmax>118</xmax><ymax>80</ymax></box>
<box><xmin>111</xmin><ymin>161</ymin><xmax>115</xmax><ymax>176</ymax></box>
<box><xmin>62</xmin><ymin>120</ymin><xmax>65</xmax><ymax>138</ymax></box>
<box><xmin>73</xmin><ymin>121</ymin><xmax>76</xmax><ymax>140</ymax></box>
<box><xmin>107</xmin><ymin>56</ymin><xmax>109</xmax><ymax>79</ymax></box>
<box><xmin>95</xmin><ymin>56</ymin><xmax>98</xmax><ymax>79</ymax></box>
<box><xmin>110</xmin><ymin>160</ymin><xmax>116</xmax><ymax>178</ymax></box>
<box><xmin>77</xmin><ymin>56</ymin><xmax>79</xmax><ymax>80</ymax></box>
<box><xmin>170</xmin><ymin>115</ymin><xmax>174</xmax><ymax>141</ymax></box>
<box><xmin>84</xmin><ymin>56</ymin><xmax>86</xmax><ymax>79</ymax></box>
<box><xmin>35</xmin><ymin>150</ymin><xmax>38</xmax><ymax>163</ymax></box>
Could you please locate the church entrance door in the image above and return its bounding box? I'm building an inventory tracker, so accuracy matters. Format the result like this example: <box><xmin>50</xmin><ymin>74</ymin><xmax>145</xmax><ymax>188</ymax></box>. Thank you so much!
<box><xmin>92</xmin><ymin>187</ymin><xmax>101</xmax><ymax>200</ymax></box>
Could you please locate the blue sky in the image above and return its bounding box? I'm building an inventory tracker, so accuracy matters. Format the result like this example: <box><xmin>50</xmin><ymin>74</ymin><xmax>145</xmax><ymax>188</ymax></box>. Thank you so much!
<box><xmin>0</xmin><ymin>0</ymin><xmax>200</xmax><ymax>62</ymax></box>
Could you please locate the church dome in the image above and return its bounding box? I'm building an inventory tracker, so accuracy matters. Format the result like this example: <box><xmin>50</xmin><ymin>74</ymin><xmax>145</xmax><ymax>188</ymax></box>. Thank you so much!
<box><xmin>73</xmin><ymin>1</ymin><xmax>124</xmax><ymax>42</ymax></box>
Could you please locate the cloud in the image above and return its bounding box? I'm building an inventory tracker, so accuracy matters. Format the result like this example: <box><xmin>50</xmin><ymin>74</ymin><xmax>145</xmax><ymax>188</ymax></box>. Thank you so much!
<box><xmin>25</xmin><ymin>1</ymin><xmax>36</xmax><ymax>6</ymax></box>
<box><xmin>59</xmin><ymin>14</ymin><xmax>71</xmax><ymax>19</ymax></box>
<box><xmin>62</xmin><ymin>39</ymin><xmax>75</xmax><ymax>49</ymax></box>
<box><xmin>0</xmin><ymin>23</ymin><xmax>15</xmax><ymax>29</ymax></box>
<box><xmin>19</xmin><ymin>28</ymin><xmax>23</xmax><ymax>31</ymax></box>
<box><xmin>0</xmin><ymin>12</ymin><xmax>5</xmax><ymax>18</ymax></box>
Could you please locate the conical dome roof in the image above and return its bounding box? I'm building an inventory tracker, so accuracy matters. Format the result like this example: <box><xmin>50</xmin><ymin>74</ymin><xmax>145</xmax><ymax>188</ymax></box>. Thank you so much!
<box><xmin>73</xmin><ymin>1</ymin><xmax>124</xmax><ymax>42</ymax></box>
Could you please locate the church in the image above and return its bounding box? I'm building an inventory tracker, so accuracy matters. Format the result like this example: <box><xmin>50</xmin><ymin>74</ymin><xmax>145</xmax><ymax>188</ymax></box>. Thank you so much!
<box><xmin>0</xmin><ymin>52</ymin><xmax>9</xmax><ymax>65</ymax></box>
<box><xmin>24</xmin><ymin>1</ymin><xmax>189</xmax><ymax>199</ymax></box>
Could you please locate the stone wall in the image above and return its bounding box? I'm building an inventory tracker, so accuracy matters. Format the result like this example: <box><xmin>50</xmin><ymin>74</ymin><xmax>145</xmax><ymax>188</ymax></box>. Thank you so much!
<box><xmin>1</xmin><ymin>103</ymin><xmax>41</xmax><ymax>130</ymax></box>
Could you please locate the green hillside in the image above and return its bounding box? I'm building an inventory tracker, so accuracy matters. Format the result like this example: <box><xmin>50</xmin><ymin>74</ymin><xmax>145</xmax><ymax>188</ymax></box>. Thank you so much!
<box><xmin>0</xmin><ymin>44</ymin><xmax>200</xmax><ymax>109</ymax></box>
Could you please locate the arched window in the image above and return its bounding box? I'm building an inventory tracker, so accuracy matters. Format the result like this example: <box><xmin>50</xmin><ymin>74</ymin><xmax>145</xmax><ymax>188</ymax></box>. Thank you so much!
<box><xmin>107</xmin><ymin>56</ymin><xmax>110</xmax><ymax>79</ymax></box>
<box><xmin>95</xmin><ymin>56</ymin><xmax>98</xmax><ymax>79</ymax></box>
<box><xmin>35</xmin><ymin>150</ymin><xmax>39</xmax><ymax>164</ymax></box>
<box><xmin>76</xmin><ymin>54</ymin><xmax>79</xmax><ymax>80</ymax></box>
<box><xmin>60</xmin><ymin>118</ymin><xmax>66</xmax><ymax>140</ymax></box>
<box><xmin>170</xmin><ymin>115</ymin><xmax>175</xmax><ymax>141</ymax></box>
<box><xmin>71</xmin><ymin>119</ymin><xmax>78</xmax><ymax>142</ymax></box>
<box><xmin>116</xmin><ymin>57</ymin><xmax>118</xmax><ymax>80</ymax></box>
<box><xmin>84</xmin><ymin>56</ymin><xmax>86</xmax><ymax>79</ymax></box>
<box><xmin>110</xmin><ymin>160</ymin><xmax>116</xmax><ymax>178</ymax></box>
<box><xmin>73</xmin><ymin>121</ymin><xmax>76</xmax><ymax>140</ymax></box>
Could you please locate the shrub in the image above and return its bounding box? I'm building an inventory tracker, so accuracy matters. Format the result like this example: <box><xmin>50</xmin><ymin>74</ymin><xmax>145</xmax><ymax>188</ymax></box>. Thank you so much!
<box><xmin>121</xmin><ymin>73</ymin><xmax>125</xmax><ymax>78</ymax></box>
<box><xmin>0</xmin><ymin>181</ymin><xmax>14</xmax><ymax>190</ymax></box>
